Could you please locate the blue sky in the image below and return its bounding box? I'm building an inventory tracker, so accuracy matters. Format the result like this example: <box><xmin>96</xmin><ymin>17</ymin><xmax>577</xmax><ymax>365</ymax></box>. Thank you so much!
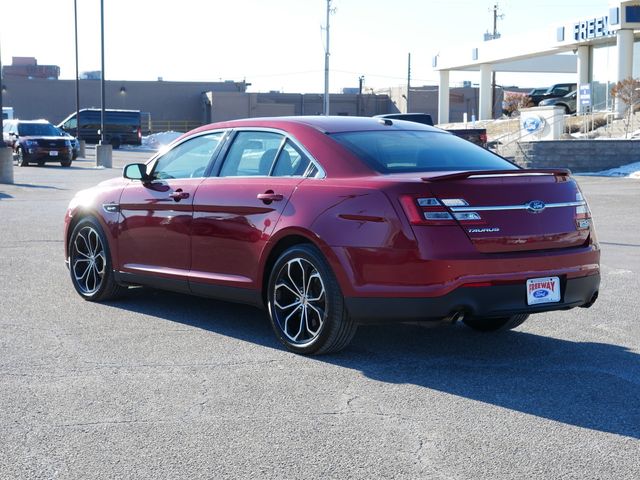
<box><xmin>1</xmin><ymin>0</ymin><xmax>607</xmax><ymax>92</ymax></box>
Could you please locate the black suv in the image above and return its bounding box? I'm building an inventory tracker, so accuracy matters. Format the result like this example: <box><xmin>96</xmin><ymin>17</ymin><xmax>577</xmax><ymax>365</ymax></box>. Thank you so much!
<box><xmin>2</xmin><ymin>119</ymin><xmax>73</xmax><ymax>167</ymax></box>
<box><xmin>528</xmin><ymin>83</ymin><xmax>577</xmax><ymax>106</ymax></box>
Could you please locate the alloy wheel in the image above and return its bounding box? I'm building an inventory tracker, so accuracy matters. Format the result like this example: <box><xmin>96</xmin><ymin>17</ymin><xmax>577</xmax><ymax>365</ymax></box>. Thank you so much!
<box><xmin>272</xmin><ymin>257</ymin><xmax>326</xmax><ymax>345</ymax></box>
<box><xmin>71</xmin><ymin>226</ymin><xmax>106</xmax><ymax>295</ymax></box>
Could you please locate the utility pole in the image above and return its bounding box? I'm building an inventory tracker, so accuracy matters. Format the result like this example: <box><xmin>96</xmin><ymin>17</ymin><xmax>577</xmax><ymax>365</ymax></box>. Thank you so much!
<box><xmin>323</xmin><ymin>0</ymin><xmax>333</xmax><ymax>116</ymax></box>
<box><xmin>488</xmin><ymin>4</ymin><xmax>504</xmax><ymax>118</ymax></box>
<box><xmin>407</xmin><ymin>52</ymin><xmax>411</xmax><ymax>113</ymax></box>
<box><xmin>358</xmin><ymin>75</ymin><xmax>364</xmax><ymax>116</ymax></box>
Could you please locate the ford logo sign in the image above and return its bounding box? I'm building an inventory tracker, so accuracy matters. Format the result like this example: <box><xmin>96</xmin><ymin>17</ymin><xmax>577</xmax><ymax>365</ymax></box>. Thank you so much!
<box><xmin>526</xmin><ymin>200</ymin><xmax>546</xmax><ymax>213</ymax></box>
<box><xmin>533</xmin><ymin>290</ymin><xmax>549</xmax><ymax>298</ymax></box>
<box><xmin>522</xmin><ymin>116</ymin><xmax>545</xmax><ymax>133</ymax></box>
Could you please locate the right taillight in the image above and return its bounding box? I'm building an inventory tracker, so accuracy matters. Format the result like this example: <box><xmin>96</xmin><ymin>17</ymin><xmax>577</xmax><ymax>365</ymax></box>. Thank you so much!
<box><xmin>400</xmin><ymin>196</ymin><xmax>483</xmax><ymax>226</ymax></box>
<box><xmin>575</xmin><ymin>191</ymin><xmax>592</xmax><ymax>229</ymax></box>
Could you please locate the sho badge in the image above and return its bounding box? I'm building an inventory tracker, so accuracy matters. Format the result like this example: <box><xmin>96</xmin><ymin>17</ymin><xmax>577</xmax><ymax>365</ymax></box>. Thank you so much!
<box><xmin>468</xmin><ymin>227</ymin><xmax>500</xmax><ymax>233</ymax></box>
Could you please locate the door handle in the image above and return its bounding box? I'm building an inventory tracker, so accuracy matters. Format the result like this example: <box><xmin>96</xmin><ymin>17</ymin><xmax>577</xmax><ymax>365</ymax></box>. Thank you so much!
<box><xmin>257</xmin><ymin>191</ymin><xmax>284</xmax><ymax>203</ymax></box>
<box><xmin>169</xmin><ymin>189</ymin><xmax>190</xmax><ymax>202</ymax></box>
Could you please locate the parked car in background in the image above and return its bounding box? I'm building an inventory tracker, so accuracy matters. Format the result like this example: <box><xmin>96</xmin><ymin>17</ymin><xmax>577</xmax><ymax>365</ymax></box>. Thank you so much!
<box><xmin>538</xmin><ymin>90</ymin><xmax>577</xmax><ymax>114</ymax></box>
<box><xmin>528</xmin><ymin>88</ymin><xmax>548</xmax><ymax>98</ymax></box>
<box><xmin>2</xmin><ymin>119</ymin><xmax>73</xmax><ymax>167</ymax></box>
<box><xmin>64</xmin><ymin>116</ymin><xmax>600</xmax><ymax>355</ymax></box>
<box><xmin>375</xmin><ymin>113</ymin><xmax>488</xmax><ymax>148</ymax></box>
<box><xmin>55</xmin><ymin>126</ymin><xmax>80</xmax><ymax>159</ymax></box>
<box><xmin>528</xmin><ymin>83</ymin><xmax>577</xmax><ymax>106</ymax></box>
<box><xmin>58</xmin><ymin>108</ymin><xmax>142</xmax><ymax>149</ymax></box>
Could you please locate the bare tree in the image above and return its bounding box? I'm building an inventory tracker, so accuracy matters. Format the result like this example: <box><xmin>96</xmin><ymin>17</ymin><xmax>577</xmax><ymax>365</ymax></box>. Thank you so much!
<box><xmin>610</xmin><ymin>77</ymin><xmax>640</xmax><ymax>138</ymax></box>
<box><xmin>502</xmin><ymin>91</ymin><xmax>533</xmax><ymax>117</ymax></box>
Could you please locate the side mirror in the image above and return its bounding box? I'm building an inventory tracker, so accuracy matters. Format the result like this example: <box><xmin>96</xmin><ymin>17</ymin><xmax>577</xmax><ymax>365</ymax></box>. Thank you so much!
<box><xmin>123</xmin><ymin>163</ymin><xmax>151</xmax><ymax>182</ymax></box>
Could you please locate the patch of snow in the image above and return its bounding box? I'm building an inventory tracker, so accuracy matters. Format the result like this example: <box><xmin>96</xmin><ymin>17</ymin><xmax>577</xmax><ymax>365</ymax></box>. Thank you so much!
<box><xmin>121</xmin><ymin>131</ymin><xmax>183</xmax><ymax>152</ymax></box>
<box><xmin>142</xmin><ymin>131</ymin><xmax>183</xmax><ymax>149</ymax></box>
<box><xmin>583</xmin><ymin>161</ymin><xmax>640</xmax><ymax>178</ymax></box>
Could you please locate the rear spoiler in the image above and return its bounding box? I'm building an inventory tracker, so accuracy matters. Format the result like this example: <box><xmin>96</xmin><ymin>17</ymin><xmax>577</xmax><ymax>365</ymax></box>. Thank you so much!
<box><xmin>422</xmin><ymin>168</ymin><xmax>572</xmax><ymax>182</ymax></box>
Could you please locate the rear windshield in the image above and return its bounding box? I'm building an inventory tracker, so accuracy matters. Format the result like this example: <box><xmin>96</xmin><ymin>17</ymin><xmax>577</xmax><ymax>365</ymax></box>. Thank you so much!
<box><xmin>18</xmin><ymin>123</ymin><xmax>60</xmax><ymax>137</ymax></box>
<box><xmin>331</xmin><ymin>130</ymin><xmax>517</xmax><ymax>173</ymax></box>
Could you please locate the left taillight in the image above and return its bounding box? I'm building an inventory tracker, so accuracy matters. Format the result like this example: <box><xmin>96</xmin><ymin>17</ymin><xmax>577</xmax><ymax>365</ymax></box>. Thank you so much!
<box><xmin>399</xmin><ymin>196</ymin><xmax>483</xmax><ymax>226</ymax></box>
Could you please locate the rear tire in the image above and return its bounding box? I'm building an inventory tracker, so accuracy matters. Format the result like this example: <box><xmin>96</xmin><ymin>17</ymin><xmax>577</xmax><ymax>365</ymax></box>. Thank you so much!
<box><xmin>60</xmin><ymin>159</ymin><xmax>72</xmax><ymax>167</ymax></box>
<box><xmin>68</xmin><ymin>217</ymin><xmax>127</xmax><ymax>301</ymax></box>
<box><xmin>267</xmin><ymin>244</ymin><xmax>357</xmax><ymax>355</ymax></box>
<box><xmin>463</xmin><ymin>314</ymin><xmax>529</xmax><ymax>332</ymax></box>
<box><xmin>109</xmin><ymin>137</ymin><xmax>121</xmax><ymax>149</ymax></box>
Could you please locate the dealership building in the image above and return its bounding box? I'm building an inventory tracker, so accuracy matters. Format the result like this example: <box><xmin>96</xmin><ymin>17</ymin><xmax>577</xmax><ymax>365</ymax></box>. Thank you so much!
<box><xmin>434</xmin><ymin>0</ymin><xmax>640</xmax><ymax>122</ymax></box>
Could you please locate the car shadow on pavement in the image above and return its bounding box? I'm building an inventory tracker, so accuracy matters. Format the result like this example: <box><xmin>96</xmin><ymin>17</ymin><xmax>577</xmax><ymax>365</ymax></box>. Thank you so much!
<box><xmin>336</xmin><ymin>323</ymin><xmax>640</xmax><ymax>440</ymax></box>
<box><xmin>109</xmin><ymin>289</ymin><xmax>640</xmax><ymax>440</ymax></box>
<box><xmin>5</xmin><ymin>183</ymin><xmax>65</xmax><ymax>190</ymax></box>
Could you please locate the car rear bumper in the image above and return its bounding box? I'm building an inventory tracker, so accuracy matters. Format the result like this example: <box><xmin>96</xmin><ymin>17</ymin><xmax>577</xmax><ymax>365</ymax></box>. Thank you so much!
<box><xmin>345</xmin><ymin>273</ymin><xmax>600</xmax><ymax>324</ymax></box>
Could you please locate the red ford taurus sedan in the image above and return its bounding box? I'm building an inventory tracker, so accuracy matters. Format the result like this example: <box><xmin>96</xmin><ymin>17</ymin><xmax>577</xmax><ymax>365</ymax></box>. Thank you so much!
<box><xmin>64</xmin><ymin>116</ymin><xmax>600</xmax><ymax>354</ymax></box>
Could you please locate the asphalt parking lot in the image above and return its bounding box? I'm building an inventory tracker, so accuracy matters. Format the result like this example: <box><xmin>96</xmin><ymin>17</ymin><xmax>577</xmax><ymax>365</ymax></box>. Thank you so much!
<box><xmin>1</xmin><ymin>150</ymin><xmax>639</xmax><ymax>479</ymax></box>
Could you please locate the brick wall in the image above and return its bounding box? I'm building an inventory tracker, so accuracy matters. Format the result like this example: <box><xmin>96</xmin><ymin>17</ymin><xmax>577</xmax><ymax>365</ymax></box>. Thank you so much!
<box><xmin>514</xmin><ymin>140</ymin><xmax>639</xmax><ymax>172</ymax></box>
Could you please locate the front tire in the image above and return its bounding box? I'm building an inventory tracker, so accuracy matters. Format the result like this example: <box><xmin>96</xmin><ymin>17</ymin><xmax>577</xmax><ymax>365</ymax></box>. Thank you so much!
<box><xmin>267</xmin><ymin>244</ymin><xmax>357</xmax><ymax>355</ymax></box>
<box><xmin>17</xmin><ymin>148</ymin><xmax>29</xmax><ymax>167</ymax></box>
<box><xmin>463</xmin><ymin>314</ymin><xmax>529</xmax><ymax>332</ymax></box>
<box><xmin>68</xmin><ymin>217</ymin><xmax>127</xmax><ymax>301</ymax></box>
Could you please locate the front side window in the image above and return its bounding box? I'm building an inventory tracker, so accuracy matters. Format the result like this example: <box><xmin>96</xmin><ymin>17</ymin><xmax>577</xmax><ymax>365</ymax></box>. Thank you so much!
<box><xmin>153</xmin><ymin>132</ymin><xmax>223</xmax><ymax>180</ymax></box>
<box><xmin>219</xmin><ymin>131</ymin><xmax>284</xmax><ymax>177</ymax></box>
<box><xmin>331</xmin><ymin>130</ymin><xmax>517</xmax><ymax>173</ymax></box>
<box><xmin>64</xmin><ymin>118</ymin><xmax>77</xmax><ymax>130</ymax></box>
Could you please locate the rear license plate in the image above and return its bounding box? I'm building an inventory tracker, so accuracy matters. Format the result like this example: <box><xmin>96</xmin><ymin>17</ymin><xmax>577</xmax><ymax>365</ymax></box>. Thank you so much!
<box><xmin>49</xmin><ymin>151</ymin><xmax>58</xmax><ymax>157</ymax></box>
<box><xmin>526</xmin><ymin>276</ymin><xmax>560</xmax><ymax>305</ymax></box>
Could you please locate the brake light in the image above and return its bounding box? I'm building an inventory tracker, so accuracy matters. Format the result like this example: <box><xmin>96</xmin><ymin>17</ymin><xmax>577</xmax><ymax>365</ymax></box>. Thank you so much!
<box><xmin>137</xmin><ymin>127</ymin><xmax>142</xmax><ymax>140</ymax></box>
<box><xmin>575</xmin><ymin>191</ymin><xmax>592</xmax><ymax>229</ymax></box>
<box><xmin>480</xmin><ymin>132</ymin><xmax>488</xmax><ymax>145</ymax></box>
<box><xmin>400</xmin><ymin>196</ymin><xmax>483</xmax><ymax>226</ymax></box>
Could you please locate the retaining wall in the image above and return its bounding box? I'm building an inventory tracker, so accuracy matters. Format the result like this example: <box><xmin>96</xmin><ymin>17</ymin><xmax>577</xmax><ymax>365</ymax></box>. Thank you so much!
<box><xmin>514</xmin><ymin>140</ymin><xmax>639</xmax><ymax>173</ymax></box>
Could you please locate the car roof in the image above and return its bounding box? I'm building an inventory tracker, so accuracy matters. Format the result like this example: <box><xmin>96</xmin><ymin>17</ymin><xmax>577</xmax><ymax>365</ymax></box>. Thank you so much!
<box><xmin>14</xmin><ymin>119</ymin><xmax>52</xmax><ymax>124</ymax></box>
<box><xmin>198</xmin><ymin>115</ymin><xmax>440</xmax><ymax>134</ymax></box>
<box><xmin>184</xmin><ymin>116</ymin><xmax>448</xmax><ymax>178</ymax></box>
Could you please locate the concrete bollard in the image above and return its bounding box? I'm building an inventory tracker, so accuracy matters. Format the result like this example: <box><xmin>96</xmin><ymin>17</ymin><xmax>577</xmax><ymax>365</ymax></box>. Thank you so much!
<box><xmin>96</xmin><ymin>144</ymin><xmax>113</xmax><ymax>168</ymax></box>
<box><xmin>78</xmin><ymin>140</ymin><xmax>86</xmax><ymax>159</ymax></box>
<box><xmin>0</xmin><ymin>147</ymin><xmax>14</xmax><ymax>184</ymax></box>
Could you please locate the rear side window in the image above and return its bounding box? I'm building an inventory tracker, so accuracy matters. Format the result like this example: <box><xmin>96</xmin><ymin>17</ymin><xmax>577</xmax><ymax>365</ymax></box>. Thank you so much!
<box><xmin>219</xmin><ymin>131</ymin><xmax>284</xmax><ymax>177</ymax></box>
<box><xmin>331</xmin><ymin>130</ymin><xmax>517</xmax><ymax>173</ymax></box>
<box><xmin>272</xmin><ymin>140</ymin><xmax>312</xmax><ymax>177</ymax></box>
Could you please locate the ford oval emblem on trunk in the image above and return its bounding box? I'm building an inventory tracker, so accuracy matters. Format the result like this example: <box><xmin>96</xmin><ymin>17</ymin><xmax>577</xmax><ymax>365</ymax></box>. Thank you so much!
<box><xmin>526</xmin><ymin>200</ymin><xmax>546</xmax><ymax>213</ymax></box>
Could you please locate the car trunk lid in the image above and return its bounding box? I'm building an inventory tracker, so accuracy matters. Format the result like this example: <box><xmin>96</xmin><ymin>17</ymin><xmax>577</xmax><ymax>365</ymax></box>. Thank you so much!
<box><xmin>405</xmin><ymin>169</ymin><xmax>591</xmax><ymax>253</ymax></box>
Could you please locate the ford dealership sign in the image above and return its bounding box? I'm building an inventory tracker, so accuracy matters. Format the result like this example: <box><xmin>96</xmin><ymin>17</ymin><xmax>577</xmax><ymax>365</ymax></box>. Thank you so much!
<box><xmin>522</xmin><ymin>115</ymin><xmax>545</xmax><ymax>133</ymax></box>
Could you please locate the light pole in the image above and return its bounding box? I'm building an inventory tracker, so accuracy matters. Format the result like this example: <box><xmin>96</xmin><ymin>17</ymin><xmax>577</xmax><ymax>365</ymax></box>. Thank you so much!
<box><xmin>100</xmin><ymin>0</ymin><xmax>106</xmax><ymax>145</ymax></box>
<box><xmin>0</xmin><ymin>38</ymin><xmax>5</xmax><ymax>147</ymax></box>
<box><xmin>74</xmin><ymin>0</ymin><xmax>80</xmax><ymax>140</ymax></box>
